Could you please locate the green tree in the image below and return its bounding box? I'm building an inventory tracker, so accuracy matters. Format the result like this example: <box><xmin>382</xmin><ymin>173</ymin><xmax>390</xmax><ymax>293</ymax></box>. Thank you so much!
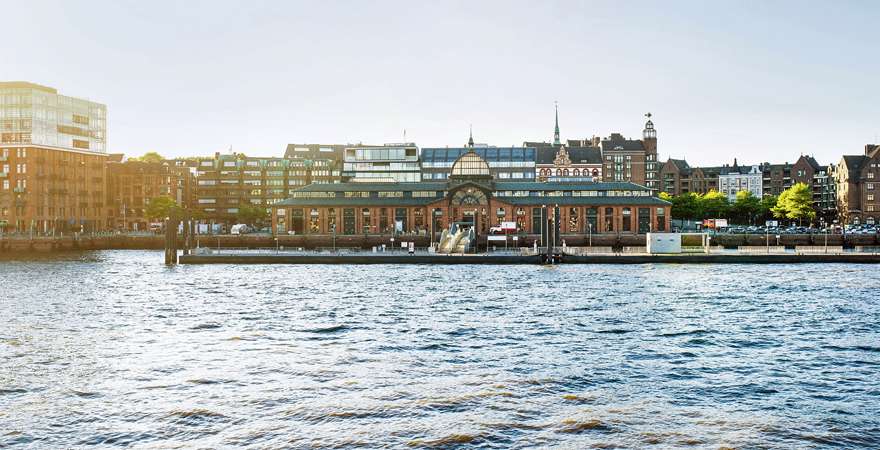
<box><xmin>236</xmin><ymin>205</ymin><xmax>268</xmax><ymax>226</ymax></box>
<box><xmin>145</xmin><ymin>196</ymin><xmax>178</xmax><ymax>220</ymax></box>
<box><xmin>665</xmin><ymin>192</ymin><xmax>701</xmax><ymax>221</ymax></box>
<box><xmin>758</xmin><ymin>195</ymin><xmax>777</xmax><ymax>222</ymax></box>
<box><xmin>134</xmin><ymin>151</ymin><xmax>164</xmax><ymax>163</ymax></box>
<box><xmin>698</xmin><ymin>190</ymin><xmax>730</xmax><ymax>219</ymax></box>
<box><xmin>772</xmin><ymin>183</ymin><xmax>816</xmax><ymax>225</ymax></box>
<box><xmin>731</xmin><ymin>190</ymin><xmax>761</xmax><ymax>224</ymax></box>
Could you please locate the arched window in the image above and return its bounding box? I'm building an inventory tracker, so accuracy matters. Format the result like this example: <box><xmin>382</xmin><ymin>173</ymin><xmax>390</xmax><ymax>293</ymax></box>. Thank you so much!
<box><xmin>556</xmin><ymin>169</ymin><xmax>562</xmax><ymax>176</ymax></box>
<box><xmin>867</xmin><ymin>216</ymin><xmax>876</xmax><ymax>225</ymax></box>
<box><xmin>563</xmin><ymin>169</ymin><xmax>569</xmax><ymax>176</ymax></box>
<box><xmin>573</xmin><ymin>169</ymin><xmax>580</xmax><ymax>176</ymax></box>
<box><xmin>591</xmin><ymin>169</ymin><xmax>599</xmax><ymax>177</ymax></box>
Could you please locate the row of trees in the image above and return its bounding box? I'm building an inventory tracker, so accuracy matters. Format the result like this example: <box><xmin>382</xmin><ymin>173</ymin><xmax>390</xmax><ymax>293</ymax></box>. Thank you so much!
<box><xmin>145</xmin><ymin>197</ymin><xmax>268</xmax><ymax>226</ymax></box>
<box><xmin>660</xmin><ymin>182</ymin><xmax>817</xmax><ymax>225</ymax></box>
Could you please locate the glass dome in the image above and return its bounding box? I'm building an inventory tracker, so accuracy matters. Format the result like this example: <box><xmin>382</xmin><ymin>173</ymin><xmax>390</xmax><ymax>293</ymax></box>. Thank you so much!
<box><xmin>450</xmin><ymin>150</ymin><xmax>491</xmax><ymax>177</ymax></box>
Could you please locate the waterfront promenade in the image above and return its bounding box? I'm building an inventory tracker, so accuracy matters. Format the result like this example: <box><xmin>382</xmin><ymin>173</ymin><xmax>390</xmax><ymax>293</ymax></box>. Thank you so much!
<box><xmin>2</xmin><ymin>232</ymin><xmax>879</xmax><ymax>254</ymax></box>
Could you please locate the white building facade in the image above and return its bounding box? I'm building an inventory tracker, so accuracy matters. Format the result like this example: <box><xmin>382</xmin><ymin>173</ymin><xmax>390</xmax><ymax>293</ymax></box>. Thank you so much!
<box><xmin>718</xmin><ymin>164</ymin><xmax>762</xmax><ymax>201</ymax></box>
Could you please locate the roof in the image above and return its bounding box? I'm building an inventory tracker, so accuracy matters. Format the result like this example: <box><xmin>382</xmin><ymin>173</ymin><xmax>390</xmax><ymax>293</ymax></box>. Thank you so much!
<box><xmin>421</xmin><ymin>147</ymin><xmax>536</xmax><ymax>163</ymax></box>
<box><xmin>536</xmin><ymin>146</ymin><xmax>601</xmax><ymax>165</ymax></box>
<box><xmin>450</xmin><ymin>150</ymin><xmax>491</xmax><ymax>177</ymax></box>
<box><xmin>601</xmin><ymin>134</ymin><xmax>644</xmax><ymax>151</ymax></box>
<box><xmin>498</xmin><ymin>196</ymin><xmax>670</xmax><ymax>206</ymax></box>
<box><xmin>841</xmin><ymin>155</ymin><xmax>868</xmax><ymax>178</ymax></box>
<box><xmin>283</xmin><ymin>144</ymin><xmax>345</xmax><ymax>159</ymax></box>
<box><xmin>666</xmin><ymin>158</ymin><xmax>692</xmax><ymax>175</ymax></box>
<box><xmin>0</xmin><ymin>81</ymin><xmax>57</xmax><ymax>94</ymax></box>
<box><xmin>288</xmin><ymin>180</ymin><xmax>650</xmax><ymax>193</ymax></box>
<box><xmin>800</xmin><ymin>155</ymin><xmax>822</xmax><ymax>171</ymax></box>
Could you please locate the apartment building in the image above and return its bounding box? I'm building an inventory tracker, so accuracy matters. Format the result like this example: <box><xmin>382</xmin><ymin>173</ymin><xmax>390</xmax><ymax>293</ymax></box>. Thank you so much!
<box><xmin>0</xmin><ymin>82</ymin><xmax>108</xmax><ymax>233</ymax></box>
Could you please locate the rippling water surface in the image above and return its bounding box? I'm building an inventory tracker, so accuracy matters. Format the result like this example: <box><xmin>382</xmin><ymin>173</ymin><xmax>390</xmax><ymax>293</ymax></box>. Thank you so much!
<box><xmin>1</xmin><ymin>251</ymin><xmax>879</xmax><ymax>448</ymax></box>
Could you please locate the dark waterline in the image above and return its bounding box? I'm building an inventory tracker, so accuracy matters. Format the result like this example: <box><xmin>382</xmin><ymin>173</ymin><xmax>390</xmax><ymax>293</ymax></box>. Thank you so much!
<box><xmin>1</xmin><ymin>250</ymin><xmax>879</xmax><ymax>448</ymax></box>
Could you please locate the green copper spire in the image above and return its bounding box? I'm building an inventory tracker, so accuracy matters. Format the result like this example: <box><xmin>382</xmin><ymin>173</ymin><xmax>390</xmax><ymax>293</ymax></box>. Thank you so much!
<box><xmin>553</xmin><ymin>101</ymin><xmax>561</xmax><ymax>145</ymax></box>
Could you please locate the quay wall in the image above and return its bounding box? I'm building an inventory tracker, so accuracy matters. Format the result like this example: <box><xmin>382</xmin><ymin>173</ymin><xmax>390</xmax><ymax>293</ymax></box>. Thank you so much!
<box><xmin>0</xmin><ymin>233</ymin><xmax>878</xmax><ymax>254</ymax></box>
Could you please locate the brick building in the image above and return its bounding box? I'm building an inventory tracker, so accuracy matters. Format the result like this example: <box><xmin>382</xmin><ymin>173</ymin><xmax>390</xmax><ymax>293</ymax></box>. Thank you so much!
<box><xmin>836</xmin><ymin>145</ymin><xmax>880</xmax><ymax>225</ymax></box>
<box><xmin>192</xmin><ymin>151</ymin><xmax>342</xmax><ymax>228</ymax></box>
<box><xmin>105</xmin><ymin>157</ymin><xmax>194</xmax><ymax>231</ymax></box>
<box><xmin>599</xmin><ymin>114</ymin><xmax>659</xmax><ymax>192</ymax></box>
<box><xmin>271</xmin><ymin>151</ymin><xmax>671</xmax><ymax>239</ymax></box>
<box><xmin>0</xmin><ymin>82</ymin><xmax>108</xmax><ymax>234</ymax></box>
<box><xmin>659</xmin><ymin>159</ymin><xmax>721</xmax><ymax>196</ymax></box>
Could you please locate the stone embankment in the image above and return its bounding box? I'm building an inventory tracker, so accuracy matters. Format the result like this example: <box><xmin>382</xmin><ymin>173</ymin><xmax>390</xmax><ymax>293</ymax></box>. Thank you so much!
<box><xmin>0</xmin><ymin>233</ymin><xmax>878</xmax><ymax>254</ymax></box>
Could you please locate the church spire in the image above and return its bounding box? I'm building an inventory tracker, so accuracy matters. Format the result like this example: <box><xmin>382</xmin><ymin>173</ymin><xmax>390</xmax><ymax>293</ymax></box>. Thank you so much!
<box><xmin>553</xmin><ymin>101</ymin><xmax>561</xmax><ymax>146</ymax></box>
<box><xmin>467</xmin><ymin>124</ymin><xmax>474</xmax><ymax>147</ymax></box>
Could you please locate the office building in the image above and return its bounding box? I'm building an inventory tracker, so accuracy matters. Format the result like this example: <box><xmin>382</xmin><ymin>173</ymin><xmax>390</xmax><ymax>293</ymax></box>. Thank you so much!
<box><xmin>0</xmin><ymin>81</ymin><xmax>108</xmax><ymax>233</ymax></box>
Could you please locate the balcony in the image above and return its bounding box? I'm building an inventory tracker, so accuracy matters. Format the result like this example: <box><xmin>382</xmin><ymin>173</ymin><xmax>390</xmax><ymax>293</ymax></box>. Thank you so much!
<box><xmin>13</xmin><ymin>187</ymin><xmax>26</xmax><ymax>193</ymax></box>
<box><xmin>0</xmin><ymin>155</ymin><xmax>7</xmax><ymax>161</ymax></box>
<box><xmin>0</xmin><ymin>172</ymin><xmax>6</xmax><ymax>178</ymax></box>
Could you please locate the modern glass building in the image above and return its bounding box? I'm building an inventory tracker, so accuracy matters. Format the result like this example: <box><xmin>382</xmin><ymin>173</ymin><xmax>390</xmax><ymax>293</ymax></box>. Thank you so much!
<box><xmin>1</xmin><ymin>81</ymin><xmax>107</xmax><ymax>153</ymax></box>
<box><xmin>420</xmin><ymin>146</ymin><xmax>536</xmax><ymax>181</ymax></box>
<box><xmin>0</xmin><ymin>82</ymin><xmax>109</xmax><ymax>233</ymax></box>
<box><xmin>343</xmin><ymin>143</ymin><xmax>421</xmax><ymax>182</ymax></box>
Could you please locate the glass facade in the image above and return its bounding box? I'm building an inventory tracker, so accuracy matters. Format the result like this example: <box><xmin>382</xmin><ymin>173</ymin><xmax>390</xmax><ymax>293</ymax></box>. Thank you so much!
<box><xmin>343</xmin><ymin>144</ymin><xmax>420</xmax><ymax>182</ymax></box>
<box><xmin>0</xmin><ymin>82</ymin><xmax>107</xmax><ymax>153</ymax></box>
<box><xmin>421</xmin><ymin>147</ymin><xmax>536</xmax><ymax>180</ymax></box>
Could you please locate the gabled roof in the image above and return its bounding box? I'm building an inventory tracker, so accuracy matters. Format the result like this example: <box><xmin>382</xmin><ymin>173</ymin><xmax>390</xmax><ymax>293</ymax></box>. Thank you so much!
<box><xmin>666</xmin><ymin>158</ymin><xmax>692</xmax><ymax>175</ymax></box>
<box><xmin>802</xmin><ymin>155</ymin><xmax>822</xmax><ymax>171</ymax></box>
<box><xmin>535</xmin><ymin>146</ymin><xmax>601</xmax><ymax>165</ymax></box>
<box><xmin>840</xmin><ymin>155</ymin><xmax>868</xmax><ymax>179</ymax></box>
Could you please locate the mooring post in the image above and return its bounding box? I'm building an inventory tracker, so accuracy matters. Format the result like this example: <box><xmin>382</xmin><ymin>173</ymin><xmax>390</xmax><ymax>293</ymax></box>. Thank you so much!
<box><xmin>164</xmin><ymin>215</ymin><xmax>179</xmax><ymax>265</ymax></box>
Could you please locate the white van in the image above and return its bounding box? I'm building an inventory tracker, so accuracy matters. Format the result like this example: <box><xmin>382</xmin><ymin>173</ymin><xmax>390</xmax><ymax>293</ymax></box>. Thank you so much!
<box><xmin>230</xmin><ymin>224</ymin><xmax>250</xmax><ymax>235</ymax></box>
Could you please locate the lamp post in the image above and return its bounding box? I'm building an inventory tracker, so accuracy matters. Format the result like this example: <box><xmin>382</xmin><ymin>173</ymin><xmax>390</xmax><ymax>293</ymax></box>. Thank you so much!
<box><xmin>588</xmin><ymin>221</ymin><xmax>593</xmax><ymax>247</ymax></box>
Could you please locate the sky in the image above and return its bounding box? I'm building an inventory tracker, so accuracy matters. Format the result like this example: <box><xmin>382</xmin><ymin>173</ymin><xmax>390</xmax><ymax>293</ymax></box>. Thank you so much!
<box><xmin>3</xmin><ymin>0</ymin><xmax>878</xmax><ymax>166</ymax></box>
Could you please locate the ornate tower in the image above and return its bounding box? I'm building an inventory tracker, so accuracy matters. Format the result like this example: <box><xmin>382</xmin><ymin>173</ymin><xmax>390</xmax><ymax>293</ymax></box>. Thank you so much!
<box><xmin>467</xmin><ymin>125</ymin><xmax>474</xmax><ymax>148</ymax></box>
<box><xmin>553</xmin><ymin>102</ymin><xmax>561</xmax><ymax>146</ymax></box>
<box><xmin>643</xmin><ymin>112</ymin><xmax>657</xmax><ymax>152</ymax></box>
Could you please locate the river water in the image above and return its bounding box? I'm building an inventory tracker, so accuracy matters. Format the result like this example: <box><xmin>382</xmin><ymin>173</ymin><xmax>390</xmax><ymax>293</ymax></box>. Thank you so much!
<box><xmin>1</xmin><ymin>251</ymin><xmax>878</xmax><ymax>448</ymax></box>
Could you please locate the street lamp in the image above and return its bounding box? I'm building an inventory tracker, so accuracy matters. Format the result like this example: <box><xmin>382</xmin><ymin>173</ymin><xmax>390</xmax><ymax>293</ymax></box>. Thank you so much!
<box><xmin>588</xmin><ymin>221</ymin><xmax>593</xmax><ymax>247</ymax></box>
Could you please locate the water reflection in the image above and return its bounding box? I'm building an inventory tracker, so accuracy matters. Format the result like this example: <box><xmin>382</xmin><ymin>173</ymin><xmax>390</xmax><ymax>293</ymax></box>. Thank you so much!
<box><xmin>1</xmin><ymin>251</ymin><xmax>879</xmax><ymax>448</ymax></box>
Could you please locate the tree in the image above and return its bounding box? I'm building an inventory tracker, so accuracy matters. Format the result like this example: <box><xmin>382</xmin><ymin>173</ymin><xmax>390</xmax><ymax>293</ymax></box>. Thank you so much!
<box><xmin>665</xmin><ymin>192</ymin><xmax>700</xmax><ymax>221</ymax></box>
<box><xmin>236</xmin><ymin>205</ymin><xmax>268</xmax><ymax>226</ymax></box>
<box><xmin>145</xmin><ymin>196</ymin><xmax>178</xmax><ymax>220</ymax></box>
<box><xmin>699</xmin><ymin>190</ymin><xmax>730</xmax><ymax>219</ymax></box>
<box><xmin>731</xmin><ymin>190</ymin><xmax>761</xmax><ymax>224</ymax></box>
<box><xmin>134</xmin><ymin>151</ymin><xmax>164</xmax><ymax>163</ymax></box>
<box><xmin>773</xmin><ymin>183</ymin><xmax>816</xmax><ymax>225</ymax></box>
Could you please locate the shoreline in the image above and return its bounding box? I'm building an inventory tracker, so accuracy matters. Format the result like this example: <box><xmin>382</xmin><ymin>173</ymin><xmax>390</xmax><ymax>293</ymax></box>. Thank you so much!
<box><xmin>178</xmin><ymin>253</ymin><xmax>880</xmax><ymax>265</ymax></box>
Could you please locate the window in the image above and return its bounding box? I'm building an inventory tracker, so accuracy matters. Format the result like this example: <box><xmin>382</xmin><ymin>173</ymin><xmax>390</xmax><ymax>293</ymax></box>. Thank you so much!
<box><xmin>622</xmin><ymin>208</ymin><xmax>632</xmax><ymax>232</ymax></box>
<box><xmin>868</xmin><ymin>183</ymin><xmax>875</xmax><ymax>191</ymax></box>
<box><xmin>343</xmin><ymin>208</ymin><xmax>356</xmax><ymax>235</ymax></box>
<box><xmin>656</xmin><ymin>207</ymin><xmax>666</xmax><ymax>231</ymax></box>
<box><xmin>604</xmin><ymin>207</ymin><xmax>614</xmax><ymax>232</ymax></box>
<box><xmin>532</xmin><ymin>208</ymin><xmax>543</xmax><ymax>234</ymax></box>
<box><xmin>638</xmin><ymin>208</ymin><xmax>651</xmax><ymax>233</ymax></box>
<box><xmin>568</xmin><ymin>207</ymin><xmax>579</xmax><ymax>233</ymax></box>
<box><xmin>394</xmin><ymin>208</ymin><xmax>407</xmax><ymax>232</ymax></box>
<box><xmin>361</xmin><ymin>208</ymin><xmax>371</xmax><ymax>233</ymax></box>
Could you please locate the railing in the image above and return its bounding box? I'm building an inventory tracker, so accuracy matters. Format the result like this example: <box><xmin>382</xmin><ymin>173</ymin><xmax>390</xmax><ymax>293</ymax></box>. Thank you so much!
<box><xmin>737</xmin><ymin>246</ymin><xmax>787</xmax><ymax>254</ymax></box>
<box><xmin>563</xmin><ymin>246</ymin><xmax>615</xmax><ymax>255</ymax></box>
<box><xmin>795</xmin><ymin>246</ymin><xmax>844</xmax><ymax>255</ymax></box>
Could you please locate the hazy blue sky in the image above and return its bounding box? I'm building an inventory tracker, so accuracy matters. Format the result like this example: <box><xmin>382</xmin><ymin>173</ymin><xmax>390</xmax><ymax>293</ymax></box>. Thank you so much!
<box><xmin>4</xmin><ymin>0</ymin><xmax>878</xmax><ymax>165</ymax></box>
